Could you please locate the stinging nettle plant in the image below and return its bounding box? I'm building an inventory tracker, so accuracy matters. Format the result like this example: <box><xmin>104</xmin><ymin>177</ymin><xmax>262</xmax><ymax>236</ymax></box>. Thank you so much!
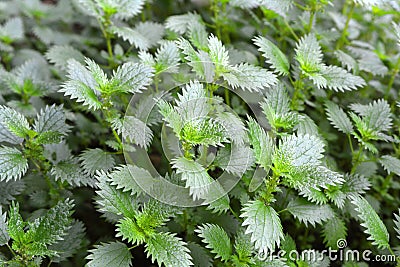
<box><xmin>0</xmin><ymin>0</ymin><xmax>400</xmax><ymax>266</ymax></box>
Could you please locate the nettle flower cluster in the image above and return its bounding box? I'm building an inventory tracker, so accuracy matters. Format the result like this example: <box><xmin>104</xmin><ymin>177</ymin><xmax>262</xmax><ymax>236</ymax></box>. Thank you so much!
<box><xmin>0</xmin><ymin>0</ymin><xmax>399</xmax><ymax>266</ymax></box>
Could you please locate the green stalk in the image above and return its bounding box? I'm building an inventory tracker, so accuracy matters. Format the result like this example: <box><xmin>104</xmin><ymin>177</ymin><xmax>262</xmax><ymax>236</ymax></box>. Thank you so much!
<box><xmin>385</xmin><ymin>55</ymin><xmax>400</xmax><ymax>99</ymax></box>
<box><xmin>336</xmin><ymin>1</ymin><xmax>355</xmax><ymax>50</ymax></box>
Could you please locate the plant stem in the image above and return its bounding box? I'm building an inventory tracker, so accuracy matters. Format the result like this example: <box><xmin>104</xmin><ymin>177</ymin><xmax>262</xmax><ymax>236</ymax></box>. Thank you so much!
<box><xmin>385</xmin><ymin>55</ymin><xmax>400</xmax><ymax>100</ymax></box>
<box><xmin>351</xmin><ymin>146</ymin><xmax>363</xmax><ymax>174</ymax></box>
<box><xmin>336</xmin><ymin>1</ymin><xmax>355</xmax><ymax>50</ymax></box>
<box><xmin>283</xmin><ymin>19</ymin><xmax>299</xmax><ymax>41</ymax></box>
<box><xmin>307</xmin><ymin>11</ymin><xmax>315</xmax><ymax>33</ymax></box>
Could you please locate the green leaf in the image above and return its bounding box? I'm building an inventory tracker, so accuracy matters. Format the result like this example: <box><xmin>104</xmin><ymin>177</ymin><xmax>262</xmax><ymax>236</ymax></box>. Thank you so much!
<box><xmin>241</xmin><ymin>200</ymin><xmax>284</xmax><ymax>254</ymax></box>
<box><xmin>86</xmin><ymin>241</ymin><xmax>132</xmax><ymax>267</ymax></box>
<box><xmin>33</xmin><ymin>104</ymin><xmax>70</xmax><ymax>135</ymax></box>
<box><xmin>109</xmin><ymin>165</ymin><xmax>150</xmax><ymax>196</ymax></box>
<box><xmin>60</xmin><ymin>59</ymin><xmax>102</xmax><ymax>110</ymax></box>
<box><xmin>325</xmin><ymin>101</ymin><xmax>353</xmax><ymax>134</ymax></box>
<box><xmin>111</xmin><ymin>62</ymin><xmax>154</xmax><ymax>94</ymax></box>
<box><xmin>350</xmin><ymin>99</ymin><xmax>392</xmax><ymax>133</ymax></box>
<box><xmin>287</xmin><ymin>198</ymin><xmax>335</xmax><ymax>227</ymax></box>
<box><xmin>187</xmin><ymin>242</ymin><xmax>213</xmax><ymax>267</ymax></box>
<box><xmin>145</xmin><ymin>232</ymin><xmax>193</xmax><ymax>267</ymax></box>
<box><xmin>233</xmin><ymin>230</ymin><xmax>253</xmax><ymax>264</ymax></box>
<box><xmin>393</xmin><ymin>209</ymin><xmax>400</xmax><ymax>241</ymax></box>
<box><xmin>208</xmin><ymin>35</ymin><xmax>230</xmax><ymax>70</ymax></box>
<box><xmin>165</xmin><ymin>12</ymin><xmax>202</xmax><ymax>34</ymax></box>
<box><xmin>0</xmin><ymin>179</ymin><xmax>25</xmax><ymax>205</ymax></box>
<box><xmin>79</xmin><ymin>148</ymin><xmax>115</xmax><ymax>175</ymax></box>
<box><xmin>49</xmin><ymin>220</ymin><xmax>86</xmax><ymax>263</ymax></box>
<box><xmin>195</xmin><ymin>223</ymin><xmax>232</xmax><ymax>262</ymax></box>
<box><xmin>110</xmin><ymin>115</ymin><xmax>153</xmax><ymax>148</ymax></box>
<box><xmin>222</xmin><ymin>63</ymin><xmax>278</xmax><ymax>92</ymax></box>
<box><xmin>51</xmin><ymin>158</ymin><xmax>95</xmax><ymax>187</ymax></box>
<box><xmin>111</xmin><ymin>22</ymin><xmax>164</xmax><ymax>51</ymax></box>
<box><xmin>0</xmin><ymin>207</ymin><xmax>9</xmax><ymax>246</ymax></box>
<box><xmin>95</xmin><ymin>171</ymin><xmax>138</xmax><ymax>220</ymax></box>
<box><xmin>379</xmin><ymin>155</ymin><xmax>400</xmax><ymax>176</ymax></box>
<box><xmin>45</xmin><ymin>45</ymin><xmax>85</xmax><ymax>71</ymax></box>
<box><xmin>0</xmin><ymin>17</ymin><xmax>24</xmax><ymax>43</ymax></box>
<box><xmin>26</xmin><ymin>199</ymin><xmax>74</xmax><ymax>245</ymax></box>
<box><xmin>0</xmin><ymin>105</ymin><xmax>30</xmax><ymax>138</ymax></box>
<box><xmin>172</xmin><ymin>157</ymin><xmax>213</xmax><ymax>201</ymax></box>
<box><xmin>261</xmin><ymin>84</ymin><xmax>299</xmax><ymax>131</ymax></box>
<box><xmin>322</xmin><ymin>216</ymin><xmax>347</xmax><ymax>249</ymax></box>
<box><xmin>295</xmin><ymin>33</ymin><xmax>323</xmax><ymax>73</ymax></box>
<box><xmin>116</xmin><ymin>217</ymin><xmax>146</xmax><ymax>245</ymax></box>
<box><xmin>350</xmin><ymin>195</ymin><xmax>390</xmax><ymax>249</ymax></box>
<box><xmin>95</xmin><ymin>0</ymin><xmax>145</xmax><ymax>20</ymax></box>
<box><xmin>0</xmin><ymin>146</ymin><xmax>28</xmax><ymax>182</ymax></box>
<box><xmin>6</xmin><ymin>202</ymin><xmax>24</xmax><ymax>243</ymax></box>
<box><xmin>253</xmin><ymin>36</ymin><xmax>290</xmax><ymax>75</ymax></box>
<box><xmin>275</xmin><ymin>134</ymin><xmax>324</xmax><ymax>170</ymax></box>
<box><xmin>215</xmin><ymin>111</ymin><xmax>247</xmax><ymax>144</ymax></box>
<box><xmin>247</xmin><ymin>117</ymin><xmax>274</xmax><ymax>171</ymax></box>
<box><xmin>215</xmin><ymin>143</ymin><xmax>254</xmax><ymax>176</ymax></box>
<box><xmin>319</xmin><ymin>65</ymin><xmax>365</xmax><ymax>92</ymax></box>
<box><xmin>154</xmin><ymin>41</ymin><xmax>180</xmax><ymax>73</ymax></box>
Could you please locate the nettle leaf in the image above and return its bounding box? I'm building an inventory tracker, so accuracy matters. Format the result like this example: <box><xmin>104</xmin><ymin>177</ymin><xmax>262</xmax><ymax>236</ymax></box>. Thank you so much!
<box><xmin>33</xmin><ymin>104</ymin><xmax>71</xmax><ymax>136</ymax></box>
<box><xmin>79</xmin><ymin>148</ymin><xmax>115</xmax><ymax>175</ymax></box>
<box><xmin>241</xmin><ymin>200</ymin><xmax>284</xmax><ymax>254</ymax></box>
<box><xmin>318</xmin><ymin>65</ymin><xmax>365</xmax><ymax>92</ymax></box>
<box><xmin>275</xmin><ymin>134</ymin><xmax>324</xmax><ymax>169</ymax></box>
<box><xmin>145</xmin><ymin>232</ymin><xmax>193</xmax><ymax>267</ymax></box>
<box><xmin>260</xmin><ymin>0</ymin><xmax>293</xmax><ymax>17</ymax></box>
<box><xmin>327</xmin><ymin>174</ymin><xmax>370</xmax><ymax>208</ymax></box>
<box><xmin>6</xmin><ymin>202</ymin><xmax>24</xmax><ymax>243</ymax></box>
<box><xmin>350</xmin><ymin>195</ymin><xmax>390</xmax><ymax>249</ymax></box>
<box><xmin>60</xmin><ymin>59</ymin><xmax>102</xmax><ymax>110</ymax></box>
<box><xmin>172</xmin><ymin>157</ymin><xmax>213</xmax><ymax>201</ymax></box>
<box><xmin>233</xmin><ymin>230</ymin><xmax>253</xmax><ymax>263</ymax></box>
<box><xmin>26</xmin><ymin>199</ymin><xmax>74</xmax><ymax>246</ymax></box>
<box><xmin>188</xmin><ymin>20</ymin><xmax>208</xmax><ymax>50</ymax></box>
<box><xmin>0</xmin><ymin>146</ymin><xmax>28</xmax><ymax>182</ymax></box>
<box><xmin>222</xmin><ymin>63</ymin><xmax>278</xmax><ymax>92</ymax></box>
<box><xmin>208</xmin><ymin>35</ymin><xmax>230</xmax><ymax>70</ymax></box>
<box><xmin>287</xmin><ymin>198</ymin><xmax>334</xmax><ymax>227</ymax></box>
<box><xmin>247</xmin><ymin>117</ymin><xmax>274</xmax><ymax>171</ymax></box>
<box><xmin>195</xmin><ymin>223</ymin><xmax>232</xmax><ymax>262</ymax></box>
<box><xmin>51</xmin><ymin>158</ymin><xmax>95</xmax><ymax>187</ymax></box>
<box><xmin>393</xmin><ymin>22</ymin><xmax>400</xmax><ymax>48</ymax></box>
<box><xmin>229</xmin><ymin>0</ymin><xmax>262</xmax><ymax>9</ymax></box>
<box><xmin>215</xmin><ymin>112</ymin><xmax>247</xmax><ymax>144</ymax></box>
<box><xmin>253</xmin><ymin>36</ymin><xmax>290</xmax><ymax>75</ymax></box>
<box><xmin>116</xmin><ymin>217</ymin><xmax>146</xmax><ymax>245</ymax></box>
<box><xmin>0</xmin><ymin>17</ymin><xmax>24</xmax><ymax>43</ymax></box>
<box><xmin>109</xmin><ymin>164</ymin><xmax>150</xmax><ymax>196</ymax></box>
<box><xmin>111</xmin><ymin>62</ymin><xmax>154</xmax><ymax>94</ymax></box>
<box><xmin>379</xmin><ymin>155</ymin><xmax>400</xmax><ymax>176</ymax></box>
<box><xmin>352</xmin><ymin>0</ymin><xmax>386</xmax><ymax>7</ymax></box>
<box><xmin>393</xmin><ymin>209</ymin><xmax>400</xmax><ymax>241</ymax></box>
<box><xmin>154</xmin><ymin>41</ymin><xmax>180</xmax><ymax>74</ymax></box>
<box><xmin>111</xmin><ymin>22</ymin><xmax>164</xmax><ymax>51</ymax></box>
<box><xmin>49</xmin><ymin>220</ymin><xmax>86</xmax><ymax>263</ymax></box>
<box><xmin>0</xmin><ymin>105</ymin><xmax>30</xmax><ymax>138</ymax></box>
<box><xmin>176</xmin><ymin>38</ymin><xmax>210</xmax><ymax>80</ymax></box>
<box><xmin>110</xmin><ymin>115</ymin><xmax>153</xmax><ymax>148</ymax></box>
<box><xmin>325</xmin><ymin>101</ymin><xmax>353</xmax><ymax>134</ymax></box>
<box><xmin>350</xmin><ymin>99</ymin><xmax>392</xmax><ymax>133</ymax></box>
<box><xmin>322</xmin><ymin>216</ymin><xmax>347</xmax><ymax>249</ymax></box>
<box><xmin>165</xmin><ymin>12</ymin><xmax>202</xmax><ymax>34</ymax></box>
<box><xmin>86</xmin><ymin>241</ymin><xmax>132</xmax><ymax>267</ymax></box>
<box><xmin>216</xmin><ymin>143</ymin><xmax>254</xmax><ymax>176</ymax></box>
<box><xmin>0</xmin><ymin>179</ymin><xmax>25</xmax><ymax>205</ymax></box>
<box><xmin>187</xmin><ymin>242</ymin><xmax>213</xmax><ymax>267</ymax></box>
<box><xmin>0</xmin><ymin>207</ymin><xmax>9</xmax><ymax>246</ymax></box>
<box><xmin>261</xmin><ymin>84</ymin><xmax>300</xmax><ymax>130</ymax></box>
<box><xmin>295</xmin><ymin>33</ymin><xmax>323</xmax><ymax>73</ymax></box>
<box><xmin>95</xmin><ymin>171</ymin><xmax>138</xmax><ymax>219</ymax></box>
<box><xmin>335</xmin><ymin>50</ymin><xmax>358</xmax><ymax>72</ymax></box>
<box><xmin>45</xmin><ymin>45</ymin><xmax>85</xmax><ymax>71</ymax></box>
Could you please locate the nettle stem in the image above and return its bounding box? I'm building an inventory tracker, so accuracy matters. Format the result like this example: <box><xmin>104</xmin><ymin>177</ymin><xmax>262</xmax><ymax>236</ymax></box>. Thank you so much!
<box><xmin>98</xmin><ymin>14</ymin><xmax>115</xmax><ymax>68</ymax></box>
<box><xmin>385</xmin><ymin>55</ymin><xmax>400</xmax><ymax>99</ymax></box>
<box><xmin>336</xmin><ymin>1</ymin><xmax>355</xmax><ymax>50</ymax></box>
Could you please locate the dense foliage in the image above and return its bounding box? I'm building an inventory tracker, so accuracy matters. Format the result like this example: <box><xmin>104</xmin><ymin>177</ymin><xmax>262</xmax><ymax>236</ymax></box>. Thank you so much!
<box><xmin>0</xmin><ymin>0</ymin><xmax>400</xmax><ymax>266</ymax></box>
